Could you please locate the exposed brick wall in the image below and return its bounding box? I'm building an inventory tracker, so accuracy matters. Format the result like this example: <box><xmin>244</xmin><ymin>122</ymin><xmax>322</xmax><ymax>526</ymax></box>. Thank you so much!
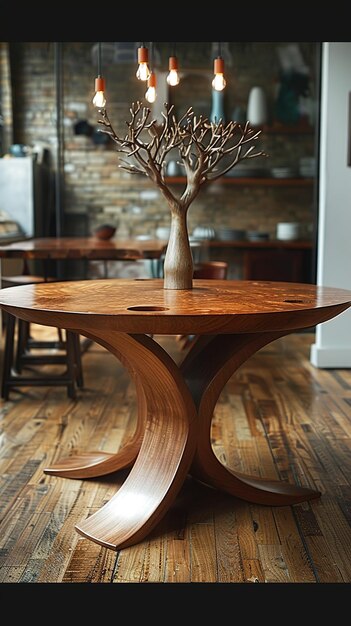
<box><xmin>7</xmin><ymin>43</ymin><xmax>56</xmax><ymax>149</ymax></box>
<box><xmin>2</xmin><ymin>41</ymin><xmax>318</xmax><ymax>241</ymax></box>
<box><xmin>0</xmin><ymin>42</ymin><xmax>13</xmax><ymax>153</ymax></box>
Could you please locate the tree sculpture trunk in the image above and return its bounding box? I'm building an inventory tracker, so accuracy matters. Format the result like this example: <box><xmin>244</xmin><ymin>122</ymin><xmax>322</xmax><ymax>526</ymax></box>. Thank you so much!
<box><xmin>163</xmin><ymin>209</ymin><xmax>193</xmax><ymax>290</ymax></box>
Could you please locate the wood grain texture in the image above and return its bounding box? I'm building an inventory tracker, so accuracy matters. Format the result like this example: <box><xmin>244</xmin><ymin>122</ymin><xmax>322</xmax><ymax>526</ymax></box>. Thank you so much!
<box><xmin>72</xmin><ymin>331</ymin><xmax>198</xmax><ymax>550</ymax></box>
<box><xmin>182</xmin><ymin>332</ymin><xmax>321</xmax><ymax>504</ymax></box>
<box><xmin>1</xmin><ymin>279</ymin><xmax>351</xmax><ymax>553</ymax></box>
<box><xmin>0</xmin><ymin>279</ymin><xmax>350</xmax><ymax>336</ymax></box>
<box><xmin>1</xmin><ymin>330</ymin><xmax>351</xmax><ymax>581</ymax></box>
<box><xmin>163</xmin><ymin>212</ymin><xmax>193</xmax><ymax>289</ymax></box>
<box><xmin>62</xmin><ymin>539</ymin><xmax>116</xmax><ymax>583</ymax></box>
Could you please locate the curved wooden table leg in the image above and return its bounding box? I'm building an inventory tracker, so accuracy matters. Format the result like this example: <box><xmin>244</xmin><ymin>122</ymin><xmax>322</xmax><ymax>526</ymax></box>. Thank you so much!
<box><xmin>52</xmin><ymin>330</ymin><xmax>198</xmax><ymax>550</ymax></box>
<box><xmin>181</xmin><ymin>332</ymin><xmax>321</xmax><ymax>506</ymax></box>
<box><xmin>45</xmin><ymin>366</ymin><xmax>147</xmax><ymax>479</ymax></box>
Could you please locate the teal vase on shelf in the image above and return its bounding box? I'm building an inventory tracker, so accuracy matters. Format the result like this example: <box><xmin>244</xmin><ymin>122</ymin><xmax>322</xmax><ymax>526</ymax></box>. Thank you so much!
<box><xmin>210</xmin><ymin>89</ymin><xmax>225</xmax><ymax>123</ymax></box>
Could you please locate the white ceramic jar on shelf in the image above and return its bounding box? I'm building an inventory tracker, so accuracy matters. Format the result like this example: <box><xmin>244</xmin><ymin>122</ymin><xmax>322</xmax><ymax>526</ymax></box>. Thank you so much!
<box><xmin>247</xmin><ymin>86</ymin><xmax>268</xmax><ymax>126</ymax></box>
<box><xmin>276</xmin><ymin>222</ymin><xmax>300</xmax><ymax>240</ymax></box>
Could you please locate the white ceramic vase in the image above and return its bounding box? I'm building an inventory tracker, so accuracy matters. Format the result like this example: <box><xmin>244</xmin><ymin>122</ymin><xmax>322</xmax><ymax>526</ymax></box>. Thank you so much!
<box><xmin>247</xmin><ymin>86</ymin><xmax>268</xmax><ymax>126</ymax></box>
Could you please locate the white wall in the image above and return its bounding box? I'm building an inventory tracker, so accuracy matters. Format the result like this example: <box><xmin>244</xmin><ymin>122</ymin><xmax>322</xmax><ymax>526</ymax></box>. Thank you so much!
<box><xmin>310</xmin><ymin>42</ymin><xmax>351</xmax><ymax>368</ymax></box>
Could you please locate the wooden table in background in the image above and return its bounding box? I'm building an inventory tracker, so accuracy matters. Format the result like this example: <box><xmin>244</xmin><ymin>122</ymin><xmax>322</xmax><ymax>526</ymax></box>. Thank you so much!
<box><xmin>0</xmin><ymin>236</ymin><xmax>167</xmax><ymax>264</ymax></box>
<box><xmin>0</xmin><ymin>236</ymin><xmax>314</xmax><ymax>282</ymax></box>
<box><xmin>0</xmin><ymin>278</ymin><xmax>350</xmax><ymax>551</ymax></box>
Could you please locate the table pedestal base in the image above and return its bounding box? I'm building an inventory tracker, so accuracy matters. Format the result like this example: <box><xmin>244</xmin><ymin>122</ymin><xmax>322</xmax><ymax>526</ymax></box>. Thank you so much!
<box><xmin>44</xmin><ymin>330</ymin><xmax>320</xmax><ymax>550</ymax></box>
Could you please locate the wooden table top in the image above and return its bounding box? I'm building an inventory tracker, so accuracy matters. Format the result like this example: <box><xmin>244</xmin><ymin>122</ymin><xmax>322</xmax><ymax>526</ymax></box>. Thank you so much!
<box><xmin>1</xmin><ymin>279</ymin><xmax>350</xmax><ymax>335</ymax></box>
<box><xmin>0</xmin><ymin>237</ymin><xmax>167</xmax><ymax>260</ymax></box>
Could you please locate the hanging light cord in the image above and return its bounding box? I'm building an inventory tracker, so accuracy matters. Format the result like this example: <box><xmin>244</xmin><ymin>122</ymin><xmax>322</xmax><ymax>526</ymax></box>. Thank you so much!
<box><xmin>98</xmin><ymin>42</ymin><xmax>102</xmax><ymax>77</ymax></box>
<box><xmin>150</xmin><ymin>41</ymin><xmax>154</xmax><ymax>71</ymax></box>
<box><xmin>218</xmin><ymin>42</ymin><xmax>222</xmax><ymax>58</ymax></box>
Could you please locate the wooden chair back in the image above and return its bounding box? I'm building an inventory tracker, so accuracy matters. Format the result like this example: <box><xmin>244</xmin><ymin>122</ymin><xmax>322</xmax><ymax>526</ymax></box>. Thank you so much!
<box><xmin>193</xmin><ymin>261</ymin><xmax>228</xmax><ymax>280</ymax></box>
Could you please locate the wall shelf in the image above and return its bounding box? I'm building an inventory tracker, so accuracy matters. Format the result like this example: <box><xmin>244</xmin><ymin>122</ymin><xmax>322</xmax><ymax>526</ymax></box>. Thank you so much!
<box><xmin>165</xmin><ymin>177</ymin><xmax>314</xmax><ymax>187</ymax></box>
<box><xmin>261</xmin><ymin>122</ymin><xmax>314</xmax><ymax>135</ymax></box>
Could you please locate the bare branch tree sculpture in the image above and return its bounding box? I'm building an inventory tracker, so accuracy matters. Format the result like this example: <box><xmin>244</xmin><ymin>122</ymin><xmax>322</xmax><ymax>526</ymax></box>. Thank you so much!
<box><xmin>98</xmin><ymin>101</ymin><xmax>267</xmax><ymax>289</ymax></box>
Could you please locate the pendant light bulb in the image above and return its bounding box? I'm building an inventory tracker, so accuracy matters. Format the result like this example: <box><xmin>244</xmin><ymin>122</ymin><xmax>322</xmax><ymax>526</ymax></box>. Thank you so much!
<box><xmin>166</xmin><ymin>56</ymin><xmax>180</xmax><ymax>86</ymax></box>
<box><xmin>145</xmin><ymin>71</ymin><xmax>157</xmax><ymax>103</ymax></box>
<box><xmin>93</xmin><ymin>44</ymin><xmax>106</xmax><ymax>108</ymax></box>
<box><xmin>92</xmin><ymin>76</ymin><xmax>106</xmax><ymax>108</ymax></box>
<box><xmin>212</xmin><ymin>57</ymin><xmax>226</xmax><ymax>92</ymax></box>
<box><xmin>136</xmin><ymin>46</ymin><xmax>151</xmax><ymax>81</ymax></box>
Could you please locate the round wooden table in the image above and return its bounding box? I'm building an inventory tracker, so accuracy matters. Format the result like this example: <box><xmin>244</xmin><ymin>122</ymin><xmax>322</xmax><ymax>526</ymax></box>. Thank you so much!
<box><xmin>1</xmin><ymin>278</ymin><xmax>351</xmax><ymax>551</ymax></box>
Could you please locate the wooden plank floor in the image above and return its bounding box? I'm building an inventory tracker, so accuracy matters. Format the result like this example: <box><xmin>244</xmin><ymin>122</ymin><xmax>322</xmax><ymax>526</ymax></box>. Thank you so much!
<box><xmin>1</xmin><ymin>325</ymin><xmax>351</xmax><ymax>583</ymax></box>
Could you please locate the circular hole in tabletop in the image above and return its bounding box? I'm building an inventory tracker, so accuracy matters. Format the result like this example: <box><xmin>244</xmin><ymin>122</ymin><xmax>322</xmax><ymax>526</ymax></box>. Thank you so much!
<box><xmin>127</xmin><ymin>305</ymin><xmax>170</xmax><ymax>311</ymax></box>
<box><xmin>283</xmin><ymin>299</ymin><xmax>313</xmax><ymax>304</ymax></box>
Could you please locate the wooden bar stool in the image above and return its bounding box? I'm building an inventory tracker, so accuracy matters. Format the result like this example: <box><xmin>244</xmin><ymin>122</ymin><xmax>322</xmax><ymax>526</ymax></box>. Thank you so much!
<box><xmin>1</xmin><ymin>274</ymin><xmax>84</xmax><ymax>400</ymax></box>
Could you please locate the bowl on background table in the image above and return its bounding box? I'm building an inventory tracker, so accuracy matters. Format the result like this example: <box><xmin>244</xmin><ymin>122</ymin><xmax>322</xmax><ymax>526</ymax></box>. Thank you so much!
<box><xmin>94</xmin><ymin>224</ymin><xmax>117</xmax><ymax>240</ymax></box>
